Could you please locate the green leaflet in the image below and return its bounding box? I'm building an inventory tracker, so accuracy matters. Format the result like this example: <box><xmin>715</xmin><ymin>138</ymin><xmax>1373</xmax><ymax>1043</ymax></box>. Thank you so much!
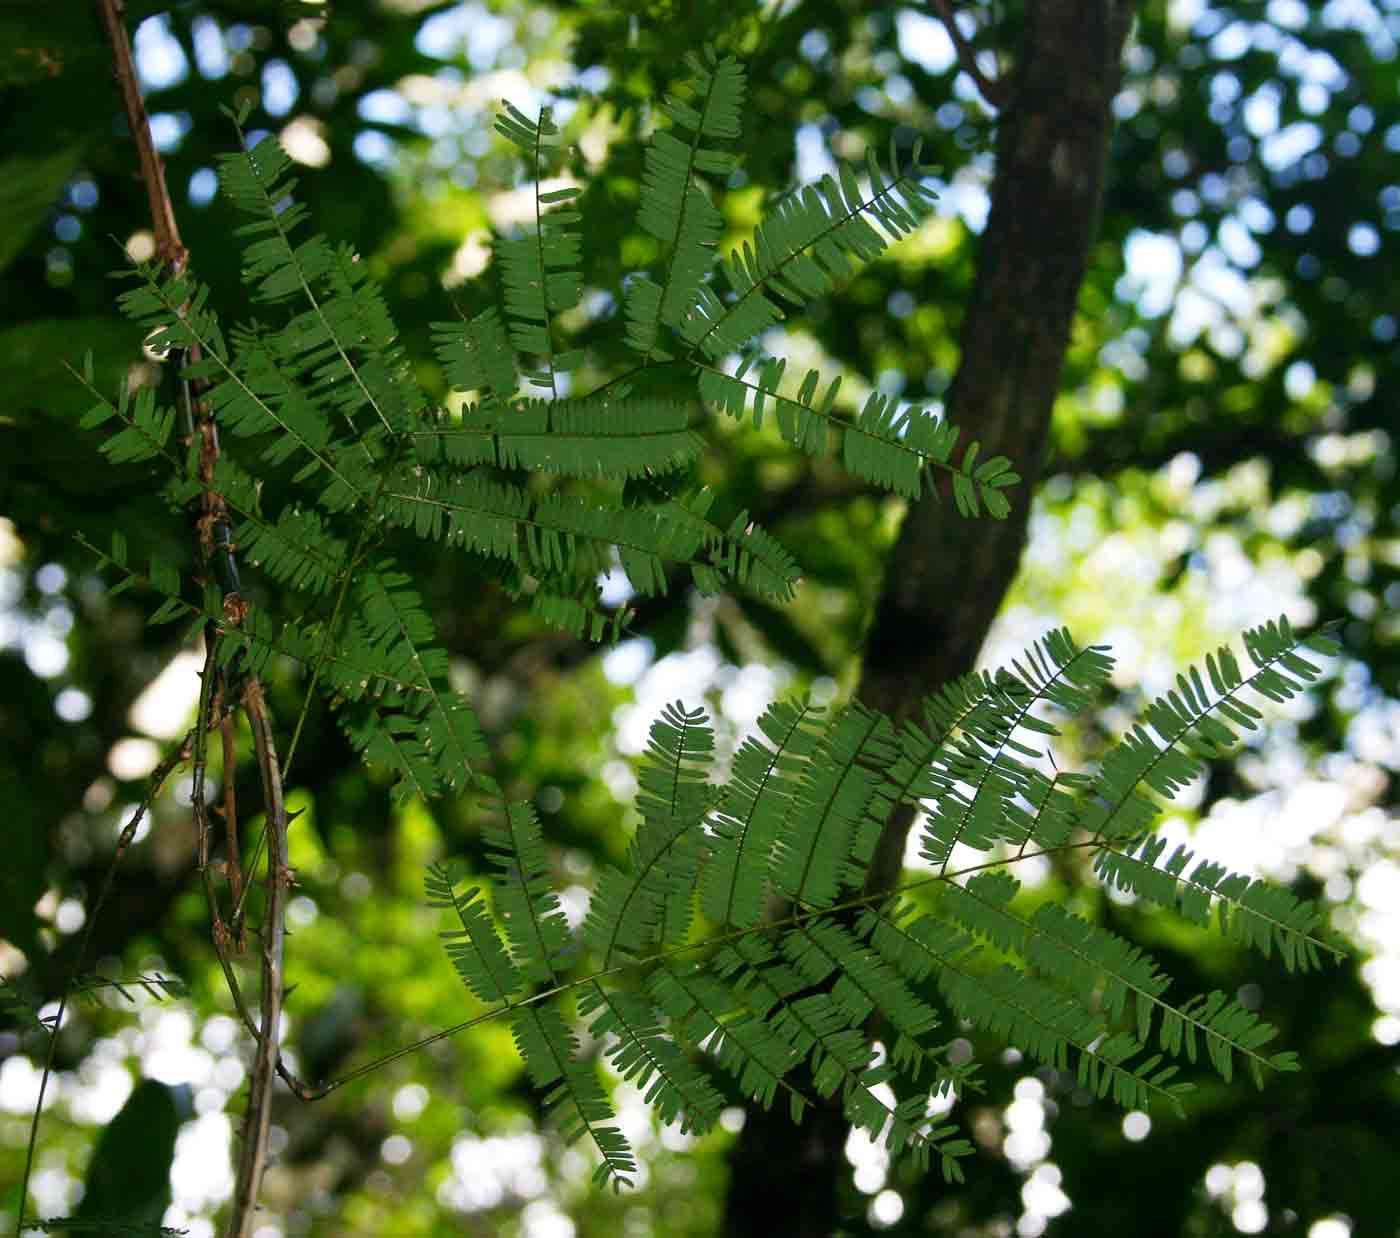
<box><xmin>485</xmin><ymin>800</ymin><xmax>574</xmax><ymax>985</ymax></box>
<box><xmin>583</xmin><ymin>703</ymin><xmax>714</xmax><ymax>964</ymax></box>
<box><xmin>579</xmin><ymin>983</ymin><xmax>727</xmax><ymax>1134</ymax></box>
<box><xmin>696</xmin><ymin>360</ymin><xmax>1018</xmax><ymax>514</ymax></box>
<box><xmin>239</xmin><ymin>505</ymin><xmax>349</xmax><ymax>596</ymax></box>
<box><xmin>768</xmin><ymin>703</ymin><xmax>898</xmax><ymax>909</ymax></box>
<box><xmin>431</xmin><ymin>307</ymin><xmax>518</xmax><ymax>401</ymax></box>
<box><xmin>624</xmin><ymin>49</ymin><xmax>746</xmax><ymax>358</ymax></box>
<box><xmin>917</xmin><ymin>631</ymin><xmax>1114</xmax><ymax>867</ymax></box>
<box><xmin>379</xmin><ymin>469</ymin><xmax>800</xmax><ymax>605</ymax></box>
<box><xmin>781</xmin><ymin>920</ymin><xmax>941</xmax><ymax>1069</ymax></box>
<box><xmin>77</xmin><ymin>379</ymin><xmax>176</xmax><ymax>466</ymax></box>
<box><xmin>420</xmin><ymin>618</ymin><xmax>1335</xmax><ymax>1175</ymax></box>
<box><xmin>412</xmin><ymin>398</ymin><xmax>702</xmax><ymax>479</ymax></box>
<box><xmin>424</xmin><ymin>861</ymin><xmax>520</xmax><ymax>1004</ymax></box>
<box><xmin>217</xmin><ymin>132</ymin><xmax>424</xmax><ymax>435</ymax></box>
<box><xmin>510</xmin><ymin>1003</ymin><xmax>635</xmax><ymax>1188</ymax></box>
<box><xmin>1093</xmin><ymin>834</ymin><xmax>1340</xmax><ymax>971</ymax></box>
<box><xmin>336</xmin><ymin>565</ymin><xmax>489</xmax><ymax>801</ymax></box>
<box><xmin>68</xmin><ymin>38</ymin><xmax>1344</xmax><ymax>1194</ymax></box>
<box><xmin>699</xmin><ymin>699</ymin><xmax>823</xmax><ymax>929</ymax></box>
<box><xmin>493</xmin><ymin>104</ymin><xmax>581</xmax><ymax>393</ymax></box>
<box><xmin>1082</xmin><ymin>617</ymin><xmax>1337</xmax><ymax>842</ymax></box>
<box><xmin>680</xmin><ymin>142</ymin><xmax>938</xmax><ymax>361</ymax></box>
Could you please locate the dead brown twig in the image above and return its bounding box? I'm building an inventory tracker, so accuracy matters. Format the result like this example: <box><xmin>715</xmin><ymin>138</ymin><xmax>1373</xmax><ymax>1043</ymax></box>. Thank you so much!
<box><xmin>226</xmin><ymin>679</ymin><xmax>293</xmax><ymax>1238</ymax></box>
<box><xmin>94</xmin><ymin>0</ymin><xmax>186</xmax><ymax>270</ymax></box>
<box><xmin>94</xmin><ymin>1</ymin><xmax>298</xmax><ymax>1234</ymax></box>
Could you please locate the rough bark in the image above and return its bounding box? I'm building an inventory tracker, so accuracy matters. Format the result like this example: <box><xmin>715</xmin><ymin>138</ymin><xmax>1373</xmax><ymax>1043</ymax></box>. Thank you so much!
<box><xmin>724</xmin><ymin>3</ymin><xmax>1135</xmax><ymax>1232</ymax></box>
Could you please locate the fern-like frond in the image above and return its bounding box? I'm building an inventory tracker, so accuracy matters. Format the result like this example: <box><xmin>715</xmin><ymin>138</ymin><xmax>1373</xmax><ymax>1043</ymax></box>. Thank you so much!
<box><xmin>494</xmin><ymin>104</ymin><xmax>582</xmax><ymax>393</ymax></box>
<box><xmin>700</xmin><ymin>700</ymin><xmax>824</xmax><ymax>929</ymax></box>
<box><xmin>634</xmin><ymin>700</ymin><xmax>715</xmax><ymax>826</ymax></box>
<box><xmin>679</xmin><ymin>143</ymin><xmax>937</xmax><ymax>360</ymax></box>
<box><xmin>467</xmin><ymin>798</ymin><xmax>634</xmax><ymax>1181</ymax></box>
<box><xmin>486</xmin><ymin>800</ymin><xmax>574</xmax><ymax>984</ymax></box>
<box><xmin>338</xmin><ymin>700</ymin><xmax>438</xmax><ymax>804</ymax></box>
<box><xmin>940</xmin><ymin>873</ymin><xmax>1171</xmax><ymax>1038</ymax></box>
<box><xmin>239</xmin><ymin>505</ymin><xmax>349</xmax><ymax>596</ymax></box>
<box><xmin>340</xmin><ymin>565</ymin><xmax>488</xmax><ymax>800</ymax></box>
<box><xmin>918</xmin><ymin>631</ymin><xmax>1114</xmax><ymax>867</ymax></box>
<box><xmin>936</xmin><ymin>871</ymin><xmax>1296</xmax><ymax>1090</ymax></box>
<box><xmin>861</xmin><ymin>903</ymin><xmax>1191</xmax><ymax>1112</ymax></box>
<box><xmin>714</xmin><ymin>936</ymin><xmax>971</xmax><ymax>1175</ymax></box>
<box><xmin>379</xmin><ymin>471</ymin><xmax>800</xmax><ymax>603</ymax></box>
<box><xmin>79</xmin><ymin>531</ymin><xmax>189</xmax><ymax>628</ymax></box>
<box><xmin>217</xmin><ymin>131</ymin><xmax>424</xmax><ymax>436</ymax></box>
<box><xmin>1082</xmin><ymin>617</ymin><xmax>1337</xmax><ymax>842</ymax></box>
<box><xmin>432</xmin><ymin>813</ymin><xmax>634</xmax><ymax>1184</ymax></box>
<box><xmin>624</xmin><ymin>50</ymin><xmax>745</xmax><ymax>358</ymax></box>
<box><xmin>884</xmin><ymin>668</ymin><xmax>996</xmax><ymax>804</ymax></box>
<box><xmin>412</xmin><ymin>398</ymin><xmax>701</xmax><ymax>479</ymax></box>
<box><xmin>522</xmin><ymin>587</ymin><xmax>629</xmax><ymax>642</ymax></box>
<box><xmin>769</xmin><ymin>703</ymin><xmax>898</xmax><ymax>909</ymax></box>
<box><xmin>425</xmin><ymin>860</ymin><xmax>521</xmax><ymax>1004</ymax></box>
<box><xmin>676</xmin><ymin>491</ymin><xmax>802</xmax><ymax>602</ymax></box>
<box><xmin>1159</xmin><ymin>989</ymin><xmax>1299</xmax><ymax>1087</ymax></box>
<box><xmin>77</xmin><ymin>542</ymin><xmax>486</xmax><ymax>734</ymax></box>
<box><xmin>646</xmin><ymin>963</ymin><xmax>804</xmax><ymax>1113</ymax></box>
<box><xmin>77</xmin><ymin>374</ymin><xmax>176</xmax><ymax>466</ymax></box>
<box><xmin>116</xmin><ymin>267</ymin><xmax>368</xmax><ymax>510</ymax></box>
<box><xmin>781</xmin><ymin>920</ymin><xmax>941</xmax><ymax>1073</ymax></box>
<box><xmin>939</xmin><ymin>965</ymin><xmax>1191</xmax><ymax>1112</ymax></box>
<box><xmin>884</xmin><ymin>668</ymin><xmax>1093</xmax><ymax>867</ymax></box>
<box><xmin>511</xmin><ymin>1001</ymin><xmax>636</xmax><ymax>1188</ymax></box>
<box><xmin>1094</xmin><ymin>835</ymin><xmax>1341</xmax><ymax>971</ymax></box>
<box><xmin>696</xmin><ymin>359</ymin><xmax>1018</xmax><ymax>515</ymax></box>
<box><xmin>432</xmin><ymin>307</ymin><xmax>519</xmax><ymax>401</ymax></box>
<box><xmin>715</xmin><ymin>935</ymin><xmax>876</xmax><ymax>1095</ymax></box>
<box><xmin>584</xmin><ymin>703</ymin><xmax>713</xmax><ymax>964</ymax></box>
<box><xmin>578</xmin><ymin>983</ymin><xmax>727</xmax><ymax>1134</ymax></box>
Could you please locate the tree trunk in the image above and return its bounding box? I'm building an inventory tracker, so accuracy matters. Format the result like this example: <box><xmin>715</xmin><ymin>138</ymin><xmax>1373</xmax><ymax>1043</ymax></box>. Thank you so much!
<box><xmin>724</xmin><ymin>3</ymin><xmax>1135</xmax><ymax>1231</ymax></box>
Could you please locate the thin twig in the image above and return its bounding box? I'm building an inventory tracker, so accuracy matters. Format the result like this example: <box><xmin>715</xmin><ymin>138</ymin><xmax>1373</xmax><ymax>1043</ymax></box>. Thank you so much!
<box><xmin>220</xmin><ymin>709</ymin><xmax>247</xmax><ymax>950</ymax></box>
<box><xmin>929</xmin><ymin>0</ymin><xmax>1009</xmax><ymax>110</ymax></box>
<box><xmin>14</xmin><ymin>734</ymin><xmax>192</xmax><ymax>1236</ymax></box>
<box><xmin>95</xmin><ymin>4</ymin><xmax>292</xmax><ymax>1236</ymax></box>
<box><xmin>226</xmin><ymin>679</ymin><xmax>292</xmax><ymax>1238</ymax></box>
<box><xmin>95</xmin><ymin>0</ymin><xmax>185</xmax><ymax>270</ymax></box>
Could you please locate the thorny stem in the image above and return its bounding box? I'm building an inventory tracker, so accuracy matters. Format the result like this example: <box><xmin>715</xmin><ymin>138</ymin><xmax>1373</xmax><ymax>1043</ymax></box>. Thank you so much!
<box><xmin>90</xmin><ymin>4</ymin><xmax>295</xmax><ymax>1237</ymax></box>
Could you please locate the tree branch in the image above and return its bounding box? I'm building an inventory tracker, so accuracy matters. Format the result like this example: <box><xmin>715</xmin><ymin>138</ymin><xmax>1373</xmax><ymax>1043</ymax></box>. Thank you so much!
<box><xmin>928</xmin><ymin>0</ymin><xmax>1010</xmax><ymax>110</ymax></box>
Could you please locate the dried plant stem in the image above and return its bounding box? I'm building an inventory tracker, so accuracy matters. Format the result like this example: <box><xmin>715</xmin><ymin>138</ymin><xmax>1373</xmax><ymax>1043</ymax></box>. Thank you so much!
<box><xmin>225</xmin><ymin>680</ymin><xmax>292</xmax><ymax>1238</ymax></box>
<box><xmin>95</xmin><ymin>1</ymin><xmax>295</xmax><ymax>1234</ymax></box>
